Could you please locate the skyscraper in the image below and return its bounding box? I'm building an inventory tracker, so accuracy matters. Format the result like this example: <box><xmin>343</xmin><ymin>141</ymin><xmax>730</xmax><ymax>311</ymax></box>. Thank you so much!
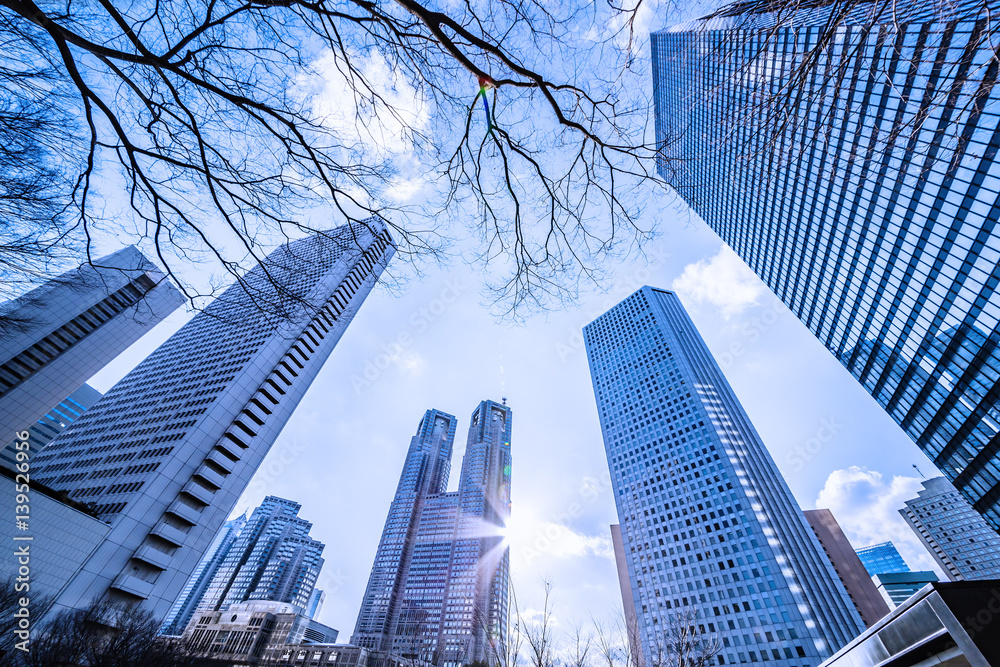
<box><xmin>585</xmin><ymin>287</ymin><xmax>864</xmax><ymax>666</ymax></box>
<box><xmin>653</xmin><ymin>0</ymin><xmax>1000</xmax><ymax>532</ymax></box>
<box><xmin>899</xmin><ymin>476</ymin><xmax>1000</xmax><ymax>580</ymax></box>
<box><xmin>0</xmin><ymin>247</ymin><xmax>183</xmax><ymax>463</ymax></box>
<box><xmin>0</xmin><ymin>383</ymin><xmax>102</xmax><ymax>469</ymax></box>
<box><xmin>160</xmin><ymin>514</ymin><xmax>248</xmax><ymax>636</ymax></box>
<box><xmin>803</xmin><ymin>509</ymin><xmax>889</xmax><ymax>627</ymax></box>
<box><xmin>31</xmin><ymin>220</ymin><xmax>394</xmax><ymax>621</ymax></box>
<box><xmin>854</xmin><ymin>542</ymin><xmax>910</xmax><ymax>577</ymax></box>
<box><xmin>353</xmin><ymin>401</ymin><xmax>512</xmax><ymax>667</ymax></box>
<box><xmin>192</xmin><ymin>496</ymin><xmax>325</xmax><ymax>620</ymax></box>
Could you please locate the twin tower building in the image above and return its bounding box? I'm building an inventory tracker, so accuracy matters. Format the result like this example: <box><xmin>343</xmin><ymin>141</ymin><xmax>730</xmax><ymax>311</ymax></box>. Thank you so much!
<box><xmin>1</xmin><ymin>218</ymin><xmax>511</xmax><ymax>667</ymax></box>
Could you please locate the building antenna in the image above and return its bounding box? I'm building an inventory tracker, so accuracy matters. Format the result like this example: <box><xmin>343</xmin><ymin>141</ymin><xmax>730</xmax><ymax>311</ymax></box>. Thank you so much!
<box><xmin>913</xmin><ymin>464</ymin><xmax>925</xmax><ymax>479</ymax></box>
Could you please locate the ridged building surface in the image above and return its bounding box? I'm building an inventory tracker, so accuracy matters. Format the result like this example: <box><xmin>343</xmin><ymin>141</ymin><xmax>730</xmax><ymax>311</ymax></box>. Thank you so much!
<box><xmin>585</xmin><ymin>288</ymin><xmax>864</xmax><ymax>666</ymax></box>
<box><xmin>353</xmin><ymin>401</ymin><xmax>512</xmax><ymax>667</ymax></box>
<box><xmin>0</xmin><ymin>247</ymin><xmax>183</xmax><ymax>465</ymax></box>
<box><xmin>653</xmin><ymin>0</ymin><xmax>1000</xmax><ymax>532</ymax></box>
<box><xmin>31</xmin><ymin>221</ymin><xmax>393</xmax><ymax>620</ymax></box>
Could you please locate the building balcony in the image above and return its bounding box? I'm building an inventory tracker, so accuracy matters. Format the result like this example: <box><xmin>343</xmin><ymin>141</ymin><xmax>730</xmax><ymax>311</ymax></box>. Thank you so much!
<box><xmin>151</xmin><ymin>521</ymin><xmax>188</xmax><ymax>547</ymax></box>
<box><xmin>194</xmin><ymin>464</ymin><xmax>226</xmax><ymax>489</ymax></box>
<box><xmin>110</xmin><ymin>573</ymin><xmax>154</xmax><ymax>599</ymax></box>
<box><xmin>181</xmin><ymin>480</ymin><xmax>215</xmax><ymax>505</ymax></box>
<box><xmin>133</xmin><ymin>545</ymin><xmax>172</xmax><ymax>570</ymax></box>
<box><xmin>215</xmin><ymin>438</ymin><xmax>242</xmax><ymax>460</ymax></box>
<box><xmin>205</xmin><ymin>449</ymin><xmax>236</xmax><ymax>473</ymax></box>
<box><xmin>166</xmin><ymin>500</ymin><xmax>202</xmax><ymax>525</ymax></box>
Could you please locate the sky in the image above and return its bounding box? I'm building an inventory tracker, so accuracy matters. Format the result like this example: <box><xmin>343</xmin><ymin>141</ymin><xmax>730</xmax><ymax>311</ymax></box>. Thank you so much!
<box><xmin>32</xmin><ymin>0</ymin><xmax>948</xmax><ymax>648</ymax></box>
<box><xmin>86</xmin><ymin>197</ymin><xmax>946</xmax><ymax>644</ymax></box>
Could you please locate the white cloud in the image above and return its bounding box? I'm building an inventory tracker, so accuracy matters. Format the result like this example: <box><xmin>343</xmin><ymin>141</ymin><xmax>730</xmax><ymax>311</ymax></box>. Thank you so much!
<box><xmin>671</xmin><ymin>246</ymin><xmax>764</xmax><ymax>317</ymax></box>
<box><xmin>508</xmin><ymin>506</ymin><xmax>615</xmax><ymax>566</ymax></box>
<box><xmin>814</xmin><ymin>467</ymin><xmax>941</xmax><ymax>574</ymax></box>
<box><xmin>300</xmin><ymin>49</ymin><xmax>429</xmax><ymax>159</ymax></box>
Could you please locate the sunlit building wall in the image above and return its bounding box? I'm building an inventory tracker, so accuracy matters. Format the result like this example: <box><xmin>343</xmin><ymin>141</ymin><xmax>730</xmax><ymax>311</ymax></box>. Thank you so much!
<box><xmin>585</xmin><ymin>287</ymin><xmax>864</xmax><ymax>666</ymax></box>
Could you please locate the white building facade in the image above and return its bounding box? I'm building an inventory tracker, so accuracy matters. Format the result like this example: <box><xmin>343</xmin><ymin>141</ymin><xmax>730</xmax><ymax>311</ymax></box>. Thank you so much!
<box><xmin>32</xmin><ymin>221</ymin><xmax>394</xmax><ymax>621</ymax></box>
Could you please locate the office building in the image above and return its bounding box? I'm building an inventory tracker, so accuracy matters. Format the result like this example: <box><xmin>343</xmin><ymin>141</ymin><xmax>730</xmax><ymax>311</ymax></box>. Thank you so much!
<box><xmin>0</xmin><ymin>383</ymin><xmax>102</xmax><ymax>469</ymax></box>
<box><xmin>804</xmin><ymin>510</ymin><xmax>890</xmax><ymax>627</ymax></box>
<box><xmin>184</xmin><ymin>599</ymin><xmax>339</xmax><ymax>665</ymax></box>
<box><xmin>0</xmin><ymin>247</ymin><xmax>183</xmax><ymax>465</ymax></box>
<box><xmin>30</xmin><ymin>220</ymin><xmax>394</xmax><ymax>621</ymax></box>
<box><xmin>353</xmin><ymin>401</ymin><xmax>512</xmax><ymax>667</ymax></box>
<box><xmin>820</xmin><ymin>581</ymin><xmax>999</xmax><ymax>667</ymax></box>
<box><xmin>0</xmin><ymin>467</ymin><xmax>110</xmax><ymax>599</ymax></box>
<box><xmin>193</xmin><ymin>496</ymin><xmax>325</xmax><ymax>620</ymax></box>
<box><xmin>854</xmin><ymin>542</ymin><xmax>910</xmax><ymax>577</ymax></box>
<box><xmin>872</xmin><ymin>572</ymin><xmax>939</xmax><ymax>608</ymax></box>
<box><xmin>653</xmin><ymin>0</ymin><xmax>1000</xmax><ymax>532</ymax></box>
<box><xmin>160</xmin><ymin>514</ymin><xmax>248</xmax><ymax>636</ymax></box>
<box><xmin>899</xmin><ymin>476</ymin><xmax>1000</xmax><ymax>580</ymax></box>
<box><xmin>585</xmin><ymin>287</ymin><xmax>865</xmax><ymax>666</ymax></box>
<box><xmin>610</xmin><ymin>524</ymin><xmax>642</xmax><ymax>661</ymax></box>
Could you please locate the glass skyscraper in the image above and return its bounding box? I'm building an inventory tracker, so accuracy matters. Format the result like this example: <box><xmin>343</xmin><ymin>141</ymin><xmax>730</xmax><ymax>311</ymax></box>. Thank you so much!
<box><xmin>585</xmin><ymin>287</ymin><xmax>864</xmax><ymax>666</ymax></box>
<box><xmin>0</xmin><ymin>247</ymin><xmax>183</xmax><ymax>464</ymax></box>
<box><xmin>653</xmin><ymin>0</ymin><xmax>1000</xmax><ymax>532</ymax></box>
<box><xmin>184</xmin><ymin>497</ymin><xmax>325</xmax><ymax>622</ymax></box>
<box><xmin>31</xmin><ymin>220</ymin><xmax>393</xmax><ymax>621</ymax></box>
<box><xmin>353</xmin><ymin>401</ymin><xmax>512</xmax><ymax>667</ymax></box>
<box><xmin>854</xmin><ymin>542</ymin><xmax>910</xmax><ymax>577</ymax></box>
<box><xmin>899</xmin><ymin>476</ymin><xmax>1000</xmax><ymax>579</ymax></box>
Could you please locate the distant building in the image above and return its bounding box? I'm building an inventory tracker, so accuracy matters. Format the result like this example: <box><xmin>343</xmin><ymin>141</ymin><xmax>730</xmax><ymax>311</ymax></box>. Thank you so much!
<box><xmin>821</xmin><ymin>581</ymin><xmax>1000</xmax><ymax>667</ymax></box>
<box><xmin>804</xmin><ymin>509</ymin><xmax>890</xmax><ymax>627</ymax></box>
<box><xmin>899</xmin><ymin>477</ymin><xmax>1000</xmax><ymax>581</ymax></box>
<box><xmin>160</xmin><ymin>514</ymin><xmax>248</xmax><ymax>636</ymax></box>
<box><xmin>585</xmin><ymin>287</ymin><xmax>864</xmax><ymax>665</ymax></box>
<box><xmin>306</xmin><ymin>589</ymin><xmax>326</xmax><ymax>620</ymax></box>
<box><xmin>872</xmin><ymin>572</ymin><xmax>939</xmax><ymax>609</ymax></box>
<box><xmin>610</xmin><ymin>524</ymin><xmax>642</xmax><ymax>661</ymax></box>
<box><xmin>854</xmin><ymin>542</ymin><xmax>910</xmax><ymax>577</ymax></box>
<box><xmin>30</xmin><ymin>221</ymin><xmax>393</xmax><ymax>621</ymax></box>
<box><xmin>193</xmin><ymin>497</ymin><xmax>325</xmax><ymax>622</ymax></box>
<box><xmin>0</xmin><ymin>247</ymin><xmax>182</xmax><ymax>465</ymax></box>
<box><xmin>0</xmin><ymin>383</ymin><xmax>102</xmax><ymax>470</ymax></box>
<box><xmin>184</xmin><ymin>599</ymin><xmax>338</xmax><ymax>665</ymax></box>
<box><xmin>353</xmin><ymin>401</ymin><xmax>512</xmax><ymax>667</ymax></box>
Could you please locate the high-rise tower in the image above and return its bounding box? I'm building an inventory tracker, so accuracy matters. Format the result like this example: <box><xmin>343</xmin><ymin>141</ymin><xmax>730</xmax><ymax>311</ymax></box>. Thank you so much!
<box><xmin>899</xmin><ymin>476</ymin><xmax>1000</xmax><ymax>580</ymax></box>
<box><xmin>32</xmin><ymin>220</ymin><xmax>393</xmax><ymax>620</ymax></box>
<box><xmin>854</xmin><ymin>542</ymin><xmax>910</xmax><ymax>577</ymax></box>
<box><xmin>0</xmin><ymin>247</ymin><xmax>183</xmax><ymax>464</ymax></box>
<box><xmin>653</xmin><ymin>0</ymin><xmax>1000</xmax><ymax>532</ymax></box>
<box><xmin>353</xmin><ymin>401</ymin><xmax>512</xmax><ymax>667</ymax></box>
<box><xmin>0</xmin><ymin>383</ymin><xmax>102</xmax><ymax>469</ymax></box>
<box><xmin>585</xmin><ymin>287</ymin><xmax>864</xmax><ymax>666</ymax></box>
<box><xmin>186</xmin><ymin>496</ymin><xmax>325</xmax><ymax>622</ymax></box>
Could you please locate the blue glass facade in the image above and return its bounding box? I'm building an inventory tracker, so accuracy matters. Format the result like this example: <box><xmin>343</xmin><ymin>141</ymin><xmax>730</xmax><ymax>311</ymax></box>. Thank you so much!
<box><xmin>653</xmin><ymin>0</ymin><xmax>1000</xmax><ymax>532</ymax></box>
<box><xmin>353</xmin><ymin>401</ymin><xmax>511</xmax><ymax>667</ymax></box>
<box><xmin>585</xmin><ymin>288</ymin><xmax>864</xmax><ymax>666</ymax></box>
<box><xmin>854</xmin><ymin>542</ymin><xmax>910</xmax><ymax>576</ymax></box>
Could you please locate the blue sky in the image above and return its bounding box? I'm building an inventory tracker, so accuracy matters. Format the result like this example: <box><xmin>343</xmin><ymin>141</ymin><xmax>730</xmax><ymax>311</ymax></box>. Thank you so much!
<box><xmin>88</xmin><ymin>196</ymin><xmax>944</xmax><ymax>641</ymax></box>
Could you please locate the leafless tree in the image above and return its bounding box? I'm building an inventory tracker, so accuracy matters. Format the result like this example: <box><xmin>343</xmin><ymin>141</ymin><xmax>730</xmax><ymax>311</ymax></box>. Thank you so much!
<box><xmin>524</xmin><ymin>579</ymin><xmax>557</xmax><ymax>667</ymax></box>
<box><xmin>7</xmin><ymin>597</ymin><xmax>190</xmax><ymax>667</ymax></box>
<box><xmin>0</xmin><ymin>0</ymin><xmax>671</xmax><ymax>316</ymax></box>
<box><xmin>568</xmin><ymin>622</ymin><xmax>593</xmax><ymax>667</ymax></box>
<box><xmin>593</xmin><ymin>610</ymin><xmax>643</xmax><ymax>667</ymax></box>
<box><xmin>647</xmin><ymin>609</ymin><xmax>720</xmax><ymax>667</ymax></box>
